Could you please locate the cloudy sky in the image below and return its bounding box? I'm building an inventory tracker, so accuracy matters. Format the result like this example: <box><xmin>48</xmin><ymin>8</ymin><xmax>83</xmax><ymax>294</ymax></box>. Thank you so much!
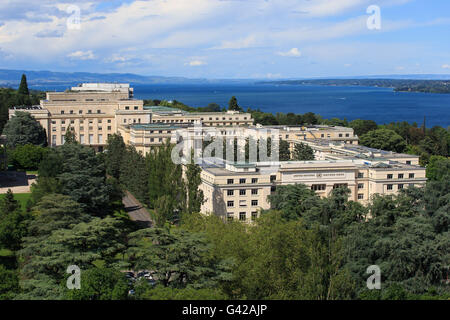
<box><xmin>0</xmin><ymin>0</ymin><xmax>449</xmax><ymax>79</ymax></box>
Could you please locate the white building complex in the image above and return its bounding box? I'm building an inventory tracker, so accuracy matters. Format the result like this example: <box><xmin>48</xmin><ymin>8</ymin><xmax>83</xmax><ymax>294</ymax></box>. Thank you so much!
<box><xmin>9</xmin><ymin>83</ymin><xmax>427</xmax><ymax>222</ymax></box>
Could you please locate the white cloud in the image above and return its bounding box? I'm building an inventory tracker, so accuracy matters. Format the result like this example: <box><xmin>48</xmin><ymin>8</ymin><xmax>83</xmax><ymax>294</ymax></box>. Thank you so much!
<box><xmin>186</xmin><ymin>60</ymin><xmax>206</xmax><ymax>67</ymax></box>
<box><xmin>442</xmin><ymin>64</ymin><xmax>450</xmax><ymax>69</ymax></box>
<box><xmin>211</xmin><ymin>35</ymin><xmax>257</xmax><ymax>50</ymax></box>
<box><xmin>67</xmin><ymin>50</ymin><xmax>95</xmax><ymax>60</ymax></box>
<box><xmin>277</xmin><ymin>48</ymin><xmax>302</xmax><ymax>57</ymax></box>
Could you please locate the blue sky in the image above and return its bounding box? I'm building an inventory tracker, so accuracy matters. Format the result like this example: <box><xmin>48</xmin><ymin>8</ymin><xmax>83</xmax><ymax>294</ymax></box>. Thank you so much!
<box><xmin>0</xmin><ymin>0</ymin><xmax>449</xmax><ymax>79</ymax></box>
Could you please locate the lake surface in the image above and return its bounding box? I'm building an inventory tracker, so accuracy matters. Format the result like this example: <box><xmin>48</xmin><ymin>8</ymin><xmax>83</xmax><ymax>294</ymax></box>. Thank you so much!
<box><xmin>34</xmin><ymin>83</ymin><xmax>450</xmax><ymax>128</ymax></box>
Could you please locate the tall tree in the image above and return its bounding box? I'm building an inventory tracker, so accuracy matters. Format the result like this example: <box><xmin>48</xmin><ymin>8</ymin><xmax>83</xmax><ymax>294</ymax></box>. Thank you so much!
<box><xmin>360</xmin><ymin>128</ymin><xmax>407</xmax><ymax>153</ymax></box>
<box><xmin>18</xmin><ymin>74</ymin><xmax>30</xmax><ymax>96</ymax></box>
<box><xmin>185</xmin><ymin>151</ymin><xmax>204</xmax><ymax>215</ymax></box>
<box><xmin>2</xmin><ymin>111</ymin><xmax>47</xmax><ymax>148</ymax></box>
<box><xmin>279</xmin><ymin>139</ymin><xmax>291</xmax><ymax>161</ymax></box>
<box><xmin>292</xmin><ymin>142</ymin><xmax>315</xmax><ymax>161</ymax></box>
<box><xmin>105</xmin><ymin>133</ymin><xmax>126</xmax><ymax>179</ymax></box>
<box><xmin>228</xmin><ymin>96</ymin><xmax>242</xmax><ymax>112</ymax></box>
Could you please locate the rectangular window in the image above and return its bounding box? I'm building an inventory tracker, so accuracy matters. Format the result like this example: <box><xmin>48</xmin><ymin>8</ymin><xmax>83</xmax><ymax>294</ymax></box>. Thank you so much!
<box><xmin>227</xmin><ymin>179</ymin><xmax>234</xmax><ymax>185</ymax></box>
<box><xmin>358</xmin><ymin>183</ymin><xmax>364</xmax><ymax>189</ymax></box>
<box><xmin>80</xmin><ymin>134</ymin><xmax>85</xmax><ymax>144</ymax></box>
<box><xmin>311</xmin><ymin>184</ymin><xmax>326</xmax><ymax>191</ymax></box>
<box><xmin>251</xmin><ymin>178</ymin><xmax>258</xmax><ymax>184</ymax></box>
<box><xmin>251</xmin><ymin>189</ymin><xmax>258</xmax><ymax>195</ymax></box>
<box><xmin>98</xmin><ymin>134</ymin><xmax>103</xmax><ymax>144</ymax></box>
<box><xmin>227</xmin><ymin>190</ymin><xmax>234</xmax><ymax>196</ymax></box>
<box><xmin>358</xmin><ymin>173</ymin><xmax>364</xmax><ymax>178</ymax></box>
<box><xmin>134</xmin><ymin>106</ymin><xmax>138</xmax><ymax>110</ymax></box>
<box><xmin>398</xmin><ymin>174</ymin><xmax>404</xmax><ymax>179</ymax></box>
<box><xmin>97</xmin><ymin>110</ymin><xmax>101</xmax><ymax>114</ymax></box>
<box><xmin>239</xmin><ymin>212</ymin><xmax>246</xmax><ymax>221</ymax></box>
<box><xmin>406</xmin><ymin>161</ymin><xmax>411</xmax><ymax>165</ymax></box>
<box><xmin>239</xmin><ymin>178</ymin><xmax>246</xmax><ymax>184</ymax></box>
<box><xmin>239</xmin><ymin>200</ymin><xmax>247</xmax><ymax>207</ymax></box>
<box><xmin>107</xmin><ymin>126</ymin><xmax>111</xmax><ymax>131</ymax></box>
<box><xmin>409</xmin><ymin>173</ymin><xmax>415</xmax><ymax>179</ymax></box>
<box><xmin>227</xmin><ymin>213</ymin><xmax>234</xmax><ymax>222</ymax></box>
<box><xmin>125</xmin><ymin>106</ymin><xmax>130</xmax><ymax>110</ymax></box>
<box><xmin>70</xmin><ymin>110</ymin><xmax>73</xmax><ymax>114</ymax></box>
<box><xmin>227</xmin><ymin>201</ymin><xmax>234</xmax><ymax>208</ymax></box>
<box><xmin>89</xmin><ymin>134</ymin><xmax>94</xmax><ymax>144</ymax></box>
<box><xmin>358</xmin><ymin>194</ymin><xmax>364</xmax><ymax>200</ymax></box>
<box><xmin>239</xmin><ymin>189</ymin><xmax>246</xmax><ymax>196</ymax></box>
<box><xmin>251</xmin><ymin>212</ymin><xmax>258</xmax><ymax>221</ymax></box>
<box><xmin>108</xmin><ymin>119</ymin><xmax>111</xmax><ymax>123</ymax></box>
<box><xmin>398</xmin><ymin>184</ymin><xmax>404</xmax><ymax>190</ymax></box>
<box><xmin>251</xmin><ymin>200</ymin><xmax>258</xmax><ymax>206</ymax></box>
<box><xmin>387</xmin><ymin>184</ymin><xmax>393</xmax><ymax>191</ymax></box>
<box><xmin>52</xmin><ymin>135</ymin><xmax>56</xmax><ymax>146</ymax></box>
<box><xmin>61</xmin><ymin>110</ymin><xmax>64</xmax><ymax>114</ymax></box>
<box><xmin>387</xmin><ymin>174</ymin><xmax>393</xmax><ymax>179</ymax></box>
<box><xmin>270</xmin><ymin>175</ymin><xmax>276</xmax><ymax>182</ymax></box>
<box><xmin>79</xmin><ymin>110</ymin><xmax>83</xmax><ymax>114</ymax></box>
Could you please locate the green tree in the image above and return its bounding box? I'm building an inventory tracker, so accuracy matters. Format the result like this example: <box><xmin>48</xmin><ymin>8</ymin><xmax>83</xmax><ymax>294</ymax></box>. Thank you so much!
<box><xmin>185</xmin><ymin>153</ymin><xmax>204</xmax><ymax>215</ymax></box>
<box><xmin>2</xmin><ymin>111</ymin><xmax>47</xmax><ymax>148</ymax></box>
<box><xmin>228</xmin><ymin>96</ymin><xmax>242</xmax><ymax>112</ymax></box>
<box><xmin>349</xmin><ymin>119</ymin><xmax>378</xmax><ymax>136</ymax></box>
<box><xmin>9</xmin><ymin>144</ymin><xmax>48</xmax><ymax>170</ymax></box>
<box><xmin>268</xmin><ymin>184</ymin><xmax>320</xmax><ymax>221</ymax></box>
<box><xmin>360</xmin><ymin>129</ymin><xmax>407</xmax><ymax>153</ymax></box>
<box><xmin>66</xmin><ymin>267</ymin><xmax>128</xmax><ymax>300</ymax></box>
<box><xmin>63</xmin><ymin>127</ymin><xmax>77</xmax><ymax>144</ymax></box>
<box><xmin>279</xmin><ymin>139</ymin><xmax>291</xmax><ymax>161</ymax></box>
<box><xmin>36</xmin><ymin>143</ymin><xmax>112</xmax><ymax>215</ymax></box>
<box><xmin>0</xmin><ymin>265</ymin><xmax>20</xmax><ymax>300</ymax></box>
<box><xmin>426</xmin><ymin>156</ymin><xmax>450</xmax><ymax>181</ymax></box>
<box><xmin>0</xmin><ymin>189</ymin><xmax>20</xmax><ymax>215</ymax></box>
<box><xmin>105</xmin><ymin>134</ymin><xmax>126</xmax><ymax>179</ymax></box>
<box><xmin>127</xmin><ymin>228</ymin><xmax>232</xmax><ymax>289</ymax></box>
<box><xmin>18</xmin><ymin>74</ymin><xmax>30</xmax><ymax>96</ymax></box>
<box><xmin>16</xmin><ymin>74</ymin><xmax>32</xmax><ymax>106</ymax></box>
<box><xmin>292</xmin><ymin>142</ymin><xmax>315</xmax><ymax>161</ymax></box>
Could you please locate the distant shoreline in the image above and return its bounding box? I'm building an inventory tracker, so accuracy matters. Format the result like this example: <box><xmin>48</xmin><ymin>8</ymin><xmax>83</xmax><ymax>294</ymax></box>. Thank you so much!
<box><xmin>258</xmin><ymin>79</ymin><xmax>450</xmax><ymax>94</ymax></box>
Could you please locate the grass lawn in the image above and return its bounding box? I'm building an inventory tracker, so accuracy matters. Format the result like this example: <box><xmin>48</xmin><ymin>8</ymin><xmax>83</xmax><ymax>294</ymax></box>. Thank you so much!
<box><xmin>0</xmin><ymin>192</ymin><xmax>32</xmax><ymax>211</ymax></box>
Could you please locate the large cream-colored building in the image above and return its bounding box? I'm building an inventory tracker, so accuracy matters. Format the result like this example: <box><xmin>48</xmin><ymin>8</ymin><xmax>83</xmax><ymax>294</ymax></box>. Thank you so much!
<box><xmin>9</xmin><ymin>84</ymin><xmax>253</xmax><ymax>151</ymax></box>
<box><xmin>198</xmin><ymin>142</ymin><xmax>426</xmax><ymax>222</ymax></box>
<box><xmin>8</xmin><ymin>83</ymin><xmax>427</xmax><ymax>223</ymax></box>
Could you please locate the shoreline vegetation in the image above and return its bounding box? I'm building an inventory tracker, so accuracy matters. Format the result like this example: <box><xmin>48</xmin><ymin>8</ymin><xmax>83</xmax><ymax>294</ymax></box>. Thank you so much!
<box><xmin>258</xmin><ymin>79</ymin><xmax>450</xmax><ymax>94</ymax></box>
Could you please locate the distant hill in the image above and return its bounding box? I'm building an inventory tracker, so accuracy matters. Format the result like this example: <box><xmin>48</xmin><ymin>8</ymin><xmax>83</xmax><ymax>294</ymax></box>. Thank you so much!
<box><xmin>1</xmin><ymin>68</ymin><xmax>450</xmax><ymax>88</ymax></box>
<box><xmin>0</xmin><ymin>69</ymin><xmax>255</xmax><ymax>88</ymax></box>
<box><xmin>259</xmin><ymin>78</ymin><xmax>450</xmax><ymax>94</ymax></box>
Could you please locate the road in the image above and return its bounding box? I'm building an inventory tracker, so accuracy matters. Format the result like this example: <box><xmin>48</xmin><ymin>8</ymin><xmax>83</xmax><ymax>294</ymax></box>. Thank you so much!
<box><xmin>122</xmin><ymin>191</ymin><xmax>153</xmax><ymax>228</ymax></box>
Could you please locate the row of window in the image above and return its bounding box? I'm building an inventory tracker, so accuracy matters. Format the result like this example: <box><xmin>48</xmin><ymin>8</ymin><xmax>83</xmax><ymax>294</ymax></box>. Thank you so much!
<box><xmin>124</xmin><ymin>106</ymin><xmax>139</xmax><ymax>110</ymax></box>
<box><xmin>52</xmin><ymin>119</ymin><xmax>112</xmax><ymax>124</ymax></box>
<box><xmin>387</xmin><ymin>173</ymin><xmax>415</xmax><ymax>179</ymax></box>
<box><xmin>226</xmin><ymin>189</ymin><xmax>259</xmax><ymax>196</ymax></box>
<box><xmin>387</xmin><ymin>184</ymin><xmax>414</xmax><ymax>191</ymax></box>
<box><xmin>61</xmin><ymin>109</ymin><xmax>103</xmax><ymax>115</ymax></box>
<box><xmin>227</xmin><ymin>200</ymin><xmax>259</xmax><ymax>207</ymax></box>
<box><xmin>227</xmin><ymin>212</ymin><xmax>258</xmax><ymax>222</ymax></box>
<box><xmin>53</xmin><ymin>126</ymin><xmax>112</xmax><ymax>132</ymax></box>
<box><xmin>227</xmin><ymin>178</ymin><xmax>259</xmax><ymax>185</ymax></box>
<box><xmin>52</xmin><ymin>133</ymin><xmax>110</xmax><ymax>145</ymax></box>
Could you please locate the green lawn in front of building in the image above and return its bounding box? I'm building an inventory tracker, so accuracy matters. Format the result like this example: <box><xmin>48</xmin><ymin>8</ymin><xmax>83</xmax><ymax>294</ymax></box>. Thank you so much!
<box><xmin>0</xmin><ymin>192</ymin><xmax>32</xmax><ymax>211</ymax></box>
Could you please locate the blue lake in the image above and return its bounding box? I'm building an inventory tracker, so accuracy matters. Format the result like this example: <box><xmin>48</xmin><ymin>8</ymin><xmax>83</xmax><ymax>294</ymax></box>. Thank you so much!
<box><xmin>35</xmin><ymin>83</ymin><xmax>450</xmax><ymax>128</ymax></box>
<box><xmin>133</xmin><ymin>84</ymin><xmax>450</xmax><ymax>128</ymax></box>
